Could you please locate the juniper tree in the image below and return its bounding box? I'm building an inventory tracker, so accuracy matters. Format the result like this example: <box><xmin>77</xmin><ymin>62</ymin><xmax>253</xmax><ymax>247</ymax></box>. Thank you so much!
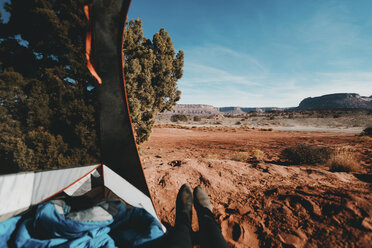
<box><xmin>124</xmin><ymin>19</ymin><xmax>183</xmax><ymax>143</ymax></box>
<box><xmin>0</xmin><ymin>0</ymin><xmax>183</xmax><ymax>173</ymax></box>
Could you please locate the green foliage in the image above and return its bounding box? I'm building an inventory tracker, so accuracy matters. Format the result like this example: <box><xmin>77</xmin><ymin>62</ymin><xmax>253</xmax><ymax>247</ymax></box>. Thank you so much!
<box><xmin>0</xmin><ymin>0</ymin><xmax>101</xmax><ymax>174</ymax></box>
<box><xmin>0</xmin><ymin>0</ymin><xmax>183</xmax><ymax>173</ymax></box>
<box><xmin>124</xmin><ymin>19</ymin><xmax>183</xmax><ymax>143</ymax></box>
<box><xmin>170</xmin><ymin>114</ymin><xmax>188</xmax><ymax>122</ymax></box>
<box><xmin>0</xmin><ymin>1</ymin><xmax>182</xmax><ymax>173</ymax></box>
<box><xmin>25</xmin><ymin>128</ymin><xmax>68</xmax><ymax>170</ymax></box>
<box><xmin>0</xmin><ymin>115</ymin><xmax>34</xmax><ymax>173</ymax></box>
<box><xmin>281</xmin><ymin>143</ymin><xmax>331</xmax><ymax>165</ymax></box>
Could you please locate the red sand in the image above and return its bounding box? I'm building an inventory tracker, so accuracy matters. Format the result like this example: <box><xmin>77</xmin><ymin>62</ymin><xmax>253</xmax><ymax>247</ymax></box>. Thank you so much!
<box><xmin>142</xmin><ymin>127</ymin><xmax>372</xmax><ymax>248</ymax></box>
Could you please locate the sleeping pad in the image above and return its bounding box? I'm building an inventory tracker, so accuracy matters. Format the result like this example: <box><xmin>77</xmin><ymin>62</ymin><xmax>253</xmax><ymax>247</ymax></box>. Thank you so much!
<box><xmin>0</xmin><ymin>199</ymin><xmax>164</xmax><ymax>247</ymax></box>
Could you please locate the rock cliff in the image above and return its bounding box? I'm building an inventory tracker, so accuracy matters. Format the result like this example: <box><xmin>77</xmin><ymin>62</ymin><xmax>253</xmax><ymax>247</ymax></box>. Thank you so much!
<box><xmin>160</xmin><ymin>104</ymin><xmax>220</xmax><ymax>115</ymax></box>
<box><xmin>297</xmin><ymin>93</ymin><xmax>372</xmax><ymax>110</ymax></box>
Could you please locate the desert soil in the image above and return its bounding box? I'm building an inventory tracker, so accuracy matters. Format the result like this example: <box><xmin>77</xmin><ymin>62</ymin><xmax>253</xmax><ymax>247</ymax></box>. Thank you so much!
<box><xmin>141</xmin><ymin>126</ymin><xmax>372</xmax><ymax>248</ymax></box>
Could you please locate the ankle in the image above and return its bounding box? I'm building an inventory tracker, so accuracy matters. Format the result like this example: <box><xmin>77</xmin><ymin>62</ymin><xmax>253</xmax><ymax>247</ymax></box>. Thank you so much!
<box><xmin>193</xmin><ymin>186</ymin><xmax>213</xmax><ymax>213</ymax></box>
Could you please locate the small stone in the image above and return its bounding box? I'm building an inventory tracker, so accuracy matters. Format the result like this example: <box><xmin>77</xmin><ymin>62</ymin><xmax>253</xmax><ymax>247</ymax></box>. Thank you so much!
<box><xmin>361</xmin><ymin>217</ymin><xmax>372</xmax><ymax>231</ymax></box>
<box><xmin>278</xmin><ymin>232</ymin><xmax>306</xmax><ymax>248</ymax></box>
<box><xmin>332</xmin><ymin>216</ymin><xmax>341</xmax><ymax>225</ymax></box>
<box><xmin>238</xmin><ymin>206</ymin><xmax>251</xmax><ymax>215</ymax></box>
<box><xmin>168</xmin><ymin>160</ymin><xmax>182</xmax><ymax>167</ymax></box>
<box><xmin>159</xmin><ymin>179</ymin><xmax>166</xmax><ymax>187</ymax></box>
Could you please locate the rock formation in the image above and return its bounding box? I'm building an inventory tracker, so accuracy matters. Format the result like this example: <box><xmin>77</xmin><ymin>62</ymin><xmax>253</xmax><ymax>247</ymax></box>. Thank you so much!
<box><xmin>297</xmin><ymin>93</ymin><xmax>372</xmax><ymax>110</ymax></box>
<box><xmin>160</xmin><ymin>104</ymin><xmax>220</xmax><ymax>116</ymax></box>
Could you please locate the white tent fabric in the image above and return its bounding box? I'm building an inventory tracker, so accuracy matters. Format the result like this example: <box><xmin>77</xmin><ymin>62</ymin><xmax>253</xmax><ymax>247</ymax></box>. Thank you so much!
<box><xmin>0</xmin><ymin>172</ymin><xmax>34</xmax><ymax>216</ymax></box>
<box><xmin>31</xmin><ymin>164</ymin><xmax>99</xmax><ymax>204</ymax></box>
<box><xmin>103</xmin><ymin>165</ymin><xmax>157</xmax><ymax>221</ymax></box>
<box><xmin>0</xmin><ymin>164</ymin><xmax>162</xmax><ymax>230</ymax></box>
<box><xmin>63</xmin><ymin>169</ymin><xmax>100</xmax><ymax>196</ymax></box>
<box><xmin>0</xmin><ymin>165</ymin><xmax>99</xmax><ymax>217</ymax></box>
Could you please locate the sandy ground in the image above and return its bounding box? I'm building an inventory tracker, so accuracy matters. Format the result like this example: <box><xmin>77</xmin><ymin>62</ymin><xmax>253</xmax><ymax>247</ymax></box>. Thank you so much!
<box><xmin>141</xmin><ymin>126</ymin><xmax>372</xmax><ymax>248</ymax></box>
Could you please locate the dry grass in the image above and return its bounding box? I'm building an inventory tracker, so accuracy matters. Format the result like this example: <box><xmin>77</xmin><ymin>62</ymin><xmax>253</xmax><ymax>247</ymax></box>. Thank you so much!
<box><xmin>231</xmin><ymin>152</ymin><xmax>250</xmax><ymax>162</ymax></box>
<box><xmin>204</xmin><ymin>153</ymin><xmax>221</xmax><ymax>160</ymax></box>
<box><xmin>252</xmin><ymin>149</ymin><xmax>265</xmax><ymax>162</ymax></box>
<box><xmin>327</xmin><ymin>147</ymin><xmax>360</xmax><ymax>172</ymax></box>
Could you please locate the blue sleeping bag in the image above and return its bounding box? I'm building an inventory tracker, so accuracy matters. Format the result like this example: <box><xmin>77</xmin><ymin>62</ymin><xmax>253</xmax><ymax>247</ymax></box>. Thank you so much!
<box><xmin>0</xmin><ymin>199</ymin><xmax>164</xmax><ymax>247</ymax></box>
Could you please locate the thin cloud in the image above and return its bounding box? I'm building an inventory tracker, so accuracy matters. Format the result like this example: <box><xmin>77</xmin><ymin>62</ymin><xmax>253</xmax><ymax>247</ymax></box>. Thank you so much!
<box><xmin>256</xmin><ymin>71</ymin><xmax>372</xmax><ymax>107</ymax></box>
<box><xmin>184</xmin><ymin>44</ymin><xmax>267</xmax><ymax>74</ymax></box>
<box><xmin>205</xmin><ymin>44</ymin><xmax>267</xmax><ymax>72</ymax></box>
<box><xmin>179</xmin><ymin>70</ymin><xmax>372</xmax><ymax>108</ymax></box>
<box><xmin>180</xmin><ymin>63</ymin><xmax>260</xmax><ymax>86</ymax></box>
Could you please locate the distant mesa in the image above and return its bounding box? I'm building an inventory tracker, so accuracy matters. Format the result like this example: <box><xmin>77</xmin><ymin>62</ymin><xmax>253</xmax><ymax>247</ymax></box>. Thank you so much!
<box><xmin>159</xmin><ymin>93</ymin><xmax>372</xmax><ymax>116</ymax></box>
<box><xmin>219</xmin><ymin>107</ymin><xmax>245</xmax><ymax>115</ymax></box>
<box><xmin>219</xmin><ymin>107</ymin><xmax>283</xmax><ymax>114</ymax></box>
<box><xmin>160</xmin><ymin>104</ymin><xmax>283</xmax><ymax>116</ymax></box>
<box><xmin>161</xmin><ymin>104</ymin><xmax>220</xmax><ymax>115</ymax></box>
<box><xmin>297</xmin><ymin>93</ymin><xmax>372</xmax><ymax>110</ymax></box>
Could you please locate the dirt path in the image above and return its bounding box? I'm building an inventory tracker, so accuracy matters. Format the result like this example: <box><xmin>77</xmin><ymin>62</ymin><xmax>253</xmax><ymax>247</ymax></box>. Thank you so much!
<box><xmin>142</xmin><ymin>127</ymin><xmax>372</xmax><ymax>248</ymax></box>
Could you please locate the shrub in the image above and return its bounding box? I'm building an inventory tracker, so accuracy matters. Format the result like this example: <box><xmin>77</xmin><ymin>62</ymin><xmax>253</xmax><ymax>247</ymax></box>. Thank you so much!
<box><xmin>235</xmin><ymin>121</ymin><xmax>241</xmax><ymax>125</ymax></box>
<box><xmin>327</xmin><ymin>148</ymin><xmax>360</xmax><ymax>172</ymax></box>
<box><xmin>193</xmin><ymin>116</ymin><xmax>202</xmax><ymax>121</ymax></box>
<box><xmin>252</xmin><ymin>149</ymin><xmax>265</xmax><ymax>162</ymax></box>
<box><xmin>281</xmin><ymin>143</ymin><xmax>331</xmax><ymax>164</ymax></box>
<box><xmin>260</xmin><ymin>128</ymin><xmax>273</xmax><ymax>131</ymax></box>
<box><xmin>360</xmin><ymin>127</ymin><xmax>372</xmax><ymax>137</ymax></box>
<box><xmin>231</xmin><ymin>152</ymin><xmax>250</xmax><ymax>162</ymax></box>
<box><xmin>171</xmin><ymin>114</ymin><xmax>188</xmax><ymax>122</ymax></box>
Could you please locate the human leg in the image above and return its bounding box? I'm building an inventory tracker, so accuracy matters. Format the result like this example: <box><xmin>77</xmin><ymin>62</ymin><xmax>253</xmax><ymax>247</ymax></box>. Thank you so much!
<box><xmin>194</xmin><ymin>186</ymin><xmax>228</xmax><ymax>248</ymax></box>
<box><xmin>166</xmin><ymin>184</ymin><xmax>193</xmax><ymax>248</ymax></box>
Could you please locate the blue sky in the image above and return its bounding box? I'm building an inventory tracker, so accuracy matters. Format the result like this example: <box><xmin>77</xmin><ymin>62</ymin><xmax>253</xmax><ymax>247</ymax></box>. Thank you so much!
<box><xmin>1</xmin><ymin>0</ymin><xmax>371</xmax><ymax>107</ymax></box>
<box><xmin>129</xmin><ymin>0</ymin><xmax>372</xmax><ymax>107</ymax></box>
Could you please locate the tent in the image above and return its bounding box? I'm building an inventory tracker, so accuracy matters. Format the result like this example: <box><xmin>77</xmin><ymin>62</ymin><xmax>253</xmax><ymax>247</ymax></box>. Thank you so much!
<box><xmin>0</xmin><ymin>164</ymin><xmax>159</xmax><ymax>225</ymax></box>
<box><xmin>0</xmin><ymin>0</ymin><xmax>162</xmax><ymax>233</ymax></box>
